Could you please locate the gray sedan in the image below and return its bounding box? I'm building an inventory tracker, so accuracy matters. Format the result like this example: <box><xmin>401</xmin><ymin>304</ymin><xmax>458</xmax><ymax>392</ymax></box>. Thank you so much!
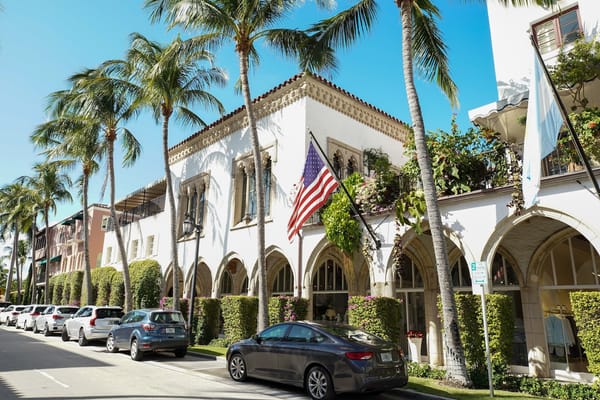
<box><xmin>226</xmin><ymin>320</ymin><xmax>408</xmax><ymax>400</ymax></box>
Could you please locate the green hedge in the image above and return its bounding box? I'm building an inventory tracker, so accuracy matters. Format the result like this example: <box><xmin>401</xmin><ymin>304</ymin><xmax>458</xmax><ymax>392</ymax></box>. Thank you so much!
<box><xmin>129</xmin><ymin>259</ymin><xmax>162</xmax><ymax>309</ymax></box>
<box><xmin>570</xmin><ymin>291</ymin><xmax>600</xmax><ymax>377</ymax></box>
<box><xmin>268</xmin><ymin>296</ymin><xmax>308</xmax><ymax>325</ymax></box>
<box><xmin>68</xmin><ymin>271</ymin><xmax>84</xmax><ymax>306</ymax></box>
<box><xmin>221</xmin><ymin>296</ymin><xmax>258</xmax><ymax>345</ymax></box>
<box><xmin>193</xmin><ymin>297</ymin><xmax>221</xmax><ymax>345</ymax></box>
<box><xmin>51</xmin><ymin>274</ymin><xmax>65</xmax><ymax>305</ymax></box>
<box><xmin>109</xmin><ymin>272</ymin><xmax>124</xmax><ymax>307</ymax></box>
<box><xmin>96</xmin><ymin>266</ymin><xmax>117</xmax><ymax>306</ymax></box>
<box><xmin>347</xmin><ymin>296</ymin><xmax>402</xmax><ymax>343</ymax></box>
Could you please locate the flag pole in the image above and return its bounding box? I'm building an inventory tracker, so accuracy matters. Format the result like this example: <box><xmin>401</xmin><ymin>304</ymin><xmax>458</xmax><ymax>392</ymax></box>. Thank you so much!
<box><xmin>530</xmin><ymin>35</ymin><xmax>600</xmax><ymax>198</ymax></box>
<box><xmin>308</xmin><ymin>131</ymin><xmax>381</xmax><ymax>249</ymax></box>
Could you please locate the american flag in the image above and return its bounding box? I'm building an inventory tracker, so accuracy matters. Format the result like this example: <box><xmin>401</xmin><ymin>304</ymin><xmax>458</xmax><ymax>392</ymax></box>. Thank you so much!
<box><xmin>287</xmin><ymin>142</ymin><xmax>339</xmax><ymax>241</ymax></box>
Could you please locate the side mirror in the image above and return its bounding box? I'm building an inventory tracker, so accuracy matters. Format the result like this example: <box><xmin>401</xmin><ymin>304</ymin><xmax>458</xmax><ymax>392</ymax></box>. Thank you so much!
<box><xmin>252</xmin><ymin>334</ymin><xmax>262</xmax><ymax>344</ymax></box>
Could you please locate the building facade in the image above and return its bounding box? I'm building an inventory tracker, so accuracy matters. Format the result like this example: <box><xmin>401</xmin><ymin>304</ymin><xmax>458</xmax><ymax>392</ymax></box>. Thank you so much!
<box><xmin>102</xmin><ymin>1</ymin><xmax>600</xmax><ymax>382</ymax></box>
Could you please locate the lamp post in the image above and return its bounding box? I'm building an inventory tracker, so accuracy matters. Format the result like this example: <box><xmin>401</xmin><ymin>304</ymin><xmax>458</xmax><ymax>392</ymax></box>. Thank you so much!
<box><xmin>183</xmin><ymin>214</ymin><xmax>202</xmax><ymax>344</ymax></box>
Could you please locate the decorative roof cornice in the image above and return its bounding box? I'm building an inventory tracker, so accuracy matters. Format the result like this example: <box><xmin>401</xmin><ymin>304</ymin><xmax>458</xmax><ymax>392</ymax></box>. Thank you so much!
<box><xmin>168</xmin><ymin>72</ymin><xmax>411</xmax><ymax>164</ymax></box>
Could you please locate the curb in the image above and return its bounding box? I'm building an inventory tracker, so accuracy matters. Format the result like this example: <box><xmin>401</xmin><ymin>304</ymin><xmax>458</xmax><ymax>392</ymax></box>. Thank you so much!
<box><xmin>395</xmin><ymin>388</ymin><xmax>454</xmax><ymax>400</ymax></box>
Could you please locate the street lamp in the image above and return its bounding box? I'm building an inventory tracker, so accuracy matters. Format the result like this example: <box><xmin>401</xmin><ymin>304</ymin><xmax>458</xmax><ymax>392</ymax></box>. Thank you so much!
<box><xmin>183</xmin><ymin>214</ymin><xmax>202</xmax><ymax>344</ymax></box>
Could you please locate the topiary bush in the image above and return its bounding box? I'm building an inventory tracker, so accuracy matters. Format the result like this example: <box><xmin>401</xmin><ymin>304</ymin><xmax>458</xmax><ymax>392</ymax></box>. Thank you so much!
<box><xmin>268</xmin><ymin>296</ymin><xmax>308</xmax><ymax>325</ymax></box>
<box><xmin>109</xmin><ymin>272</ymin><xmax>124</xmax><ymax>307</ymax></box>
<box><xmin>194</xmin><ymin>297</ymin><xmax>221</xmax><ymax>345</ymax></box>
<box><xmin>96</xmin><ymin>266</ymin><xmax>117</xmax><ymax>306</ymax></box>
<box><xmin>68</xmin><ymin>270</ymin><xmax>83</xmax><ymax>306</ymax></box>
<box><xmin>347</xmin><ymin>295</ymin><xmax>402</xmax><ymax>344</ymax></box>
<box><xmin>570</xmin><ymin>291</ymin><xmax>600</xmax><ymax>377</ymax></box>
<box><xmin>221</xmin><ymin>296</ymin><xmax>258</xmax><ymax>345</ymax></box>
<box><xmin>129</xmin><ymin>259</ymin><xmax>162</xmax><ymax>309</ymax></box>
<box><xmin>51</xmin><ymin>273</ymin><xmax>65</xmax><ymax>305</ymax></box>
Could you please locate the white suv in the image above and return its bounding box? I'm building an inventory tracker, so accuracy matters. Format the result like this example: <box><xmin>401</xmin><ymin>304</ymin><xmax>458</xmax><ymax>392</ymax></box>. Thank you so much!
<box><xmin>62</xmin><ymin>306</ymin><xmax>123</xmax><ymax>346</ymax></box>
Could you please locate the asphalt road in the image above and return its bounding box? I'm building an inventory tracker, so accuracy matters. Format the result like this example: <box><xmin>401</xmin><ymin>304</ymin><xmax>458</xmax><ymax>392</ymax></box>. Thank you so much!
<box><xmin>0</xmin><ymin>324</ymin><xmax>443</xmax><ymax>400</ymax></box>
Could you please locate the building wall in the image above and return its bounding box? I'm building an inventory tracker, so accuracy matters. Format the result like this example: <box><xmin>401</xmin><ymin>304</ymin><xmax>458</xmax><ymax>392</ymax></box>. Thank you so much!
<box><xmin>486</xmin><ymin>0</ymin><xmax>600</xmax><ymax>99</ymax></box>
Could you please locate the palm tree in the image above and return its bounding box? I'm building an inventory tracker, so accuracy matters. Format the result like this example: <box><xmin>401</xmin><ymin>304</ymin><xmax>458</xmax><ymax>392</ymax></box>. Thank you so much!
<box><xmin>0</xmin><ymin>182</ymin><xmax>39</xmax><ymax>302</ymax></box>
<box><xmin>145</xmin><ymin>0</ymin><xmax>336</xmax><ymax>332</ymax></box>
<box><xmin>308</xmin><ymin>0</ymin><xmax>555</xmax><ymax>387</ymax></box>
<box><xmin>19</xmin><ymin>162</ymin><xmax>72</xmax><ymax>304</ymax></box>
<box><xmin>113</xmin><ymin>33</ymin><xmax>226</xmax><ymax>310</ymax></box>
<box><xmin>32</xmin><ymin>108</ymin><xmax>104</xmax><ymax>306</ymax></box>
<box><xmin>61</xmin><ymin>67</ymin><xmax>141</xmax><ymax>312</ymax></box>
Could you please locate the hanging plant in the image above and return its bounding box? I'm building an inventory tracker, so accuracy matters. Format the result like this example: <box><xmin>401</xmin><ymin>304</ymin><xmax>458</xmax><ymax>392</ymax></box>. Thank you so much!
<box><xmin>395</xmin><ymin>189</ymin><xmax>427</xmax><ymax>234</ymax></box>
<box><xmin>321</xmin><ymin>173</ymin><xmax>363</xmax><ymax>255</ymax></box>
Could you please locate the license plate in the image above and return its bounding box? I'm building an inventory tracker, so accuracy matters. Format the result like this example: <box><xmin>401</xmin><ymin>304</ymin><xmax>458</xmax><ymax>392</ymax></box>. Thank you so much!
<box><xmin>166</xmin><ymin>327</ymin><xmax>175</xmax><ymax>334</ymax></box>
<box><xmin>381</xmin><ymin>352</ymin><xmax>392</xmax><ymax>362</ymax></box>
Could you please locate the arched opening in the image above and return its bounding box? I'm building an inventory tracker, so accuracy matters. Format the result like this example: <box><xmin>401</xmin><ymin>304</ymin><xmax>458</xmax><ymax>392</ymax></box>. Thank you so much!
<box><xmin>312</xmin><ymin>258</ymin><xmax>348</xmax><ymax>322</ymax></box>
<box><xmin>395</xmin><ymin>253</ymin><xmax>425</xmax><ymax>358</ymax></box>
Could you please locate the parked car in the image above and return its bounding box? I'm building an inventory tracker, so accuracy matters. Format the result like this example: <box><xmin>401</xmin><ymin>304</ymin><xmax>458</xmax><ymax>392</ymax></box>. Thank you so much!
<box><xmin>106</xmin><ymin>309</ymin><xmax>188</xmax><ymax>361</ymax></box>
<box><xmin>0</xmin><ymin>301</ymin><xmax>11</xmax><ymax>312</ymax></box>
<box><xmin>15</xmin><ymin>304</ymin><xmax>50</xmax><ymax>330</ymax></box>
<box><xmin>0</xmin><ymin>305</ymin><xmax>25</xmax><ymax>326</ymax></box>
<box><xmin>226</xmin><ymin>321</ymin><xmax>408</xmax><ymax>400</ymax></box>
<box><xmin>62</xmin><ymin>306</ymin><xmax>123</xmax><ymax>346</ymax></box>
<box><xmin>33</xmin><ymin>305</ymin><xmax>80</xmax><ymax>336</ymax></box>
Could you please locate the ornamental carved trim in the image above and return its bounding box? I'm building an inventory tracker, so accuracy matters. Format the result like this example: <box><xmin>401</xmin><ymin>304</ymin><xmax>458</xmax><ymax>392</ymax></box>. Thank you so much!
<box><xmin>169</xmin><ymin>74</ymin><xmax>410</xmax><ymax>164</ymax></box>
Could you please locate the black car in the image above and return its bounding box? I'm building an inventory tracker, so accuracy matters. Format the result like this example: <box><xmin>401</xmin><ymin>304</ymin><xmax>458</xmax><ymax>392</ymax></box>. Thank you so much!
<box><xmin>226</xmin><ymin>320</ymin><xmax>408</xmax><ymax>400</ymax></box>
<box><xmin>106</xmin><ymin>309</ymin><xmax>188</xmax><ymax>361</ymax></box>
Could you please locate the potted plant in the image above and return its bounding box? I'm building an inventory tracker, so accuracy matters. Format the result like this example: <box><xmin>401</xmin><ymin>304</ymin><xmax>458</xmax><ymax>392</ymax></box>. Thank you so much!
<box><xmin>406</xmin><ymin>330</ymin><xmax>424</xmax><ymax>363</ymax></box>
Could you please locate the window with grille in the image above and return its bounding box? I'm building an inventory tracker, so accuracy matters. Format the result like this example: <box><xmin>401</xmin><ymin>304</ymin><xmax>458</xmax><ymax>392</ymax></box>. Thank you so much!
<box><xmin>179</xmin><ymin>174</ymin><xmax>209</xmax><ymax>237</ymax></box>
<box><xmin>233</xmin><ymin>153</ymin><xmax>272</xmax><ymax>225</ymax></box>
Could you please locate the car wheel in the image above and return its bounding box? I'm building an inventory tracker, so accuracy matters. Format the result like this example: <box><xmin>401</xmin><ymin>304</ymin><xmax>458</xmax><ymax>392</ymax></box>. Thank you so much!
<box><xmin>306</xmin><ymin>366</ymin><xmax>335</xmax><ymax>400</ymax></box>
<box><xmin>130</xmin><ymin>338</ymin><xmax>143</xmax><ymax>361</ymax></box>
<box><xmin>78</xmin><ymin>328</ymin><xmax>89</xmax><ymax>346</ymax></box>
<box><xmin>106</xmin><ymin>334</ymin><xmax>119</xmax><ymax>353</ymax></box>
<box><xmin>61</xmin><ymin>327</ymin><xmax>69</xmax><ymax>341</ymax></box>
<box><xmin>228</xmin><ymin>353</ymin><xmax>247</xmax><ymax>382</ymax></box>
<box><xmin>43</xmin><ymin>324</ymin><xmax>51</xmax><ymax>337</ymax></box>
<box><xmin>174</xmin><ymin>347</ymin><xmax>187</xmax><ymax>358</ymax></box>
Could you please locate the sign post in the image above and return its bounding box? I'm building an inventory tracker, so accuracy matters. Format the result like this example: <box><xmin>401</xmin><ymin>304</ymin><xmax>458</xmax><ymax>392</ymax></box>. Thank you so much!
<box><xmin>471</xmin><ymin>261</ymin><xmax>494</xmax><ymax>398</ymax></box>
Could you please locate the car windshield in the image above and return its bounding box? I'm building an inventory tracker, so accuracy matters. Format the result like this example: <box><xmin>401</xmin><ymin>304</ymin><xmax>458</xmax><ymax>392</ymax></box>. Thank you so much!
<box><xmin>96</xmin><ymin>308</ymin><xmax>123</xmax><ymax>319</ymax></box>
<box><xmin>319</xmin><ymin>324</ymin><xmax>387</xmax><ymax>345</ymax></box>
<box><xmin>150</xmin><ymin>312</ymin><xmax>184</xmax><ymax>324</ymax></box>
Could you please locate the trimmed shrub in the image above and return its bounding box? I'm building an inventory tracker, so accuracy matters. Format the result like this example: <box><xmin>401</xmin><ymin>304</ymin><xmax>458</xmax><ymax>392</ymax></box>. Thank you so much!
<box><xmin>268</xmin><ymin>296</ymin><xmax>309</xmax><ymax>325</ymax></box>
<box><xmin>194</xmin><ymin>297</ymin><xmax>221</xmax><ymax>345</ymax></box>
<box><xmin>109</xmin><ymin>272</ymin><xmax>124</xmax><ymax>307</ymax></box>
<box><xmin>347</xmin><ymin>296</ymin><xmax>402</xmax><ymax>343</ymax></box>
<box><xmin>129</xmin><ymin>259</ymin><xmax>162</xmax><ymax>309</ymax></box>
<box><xmin>68</xmin><ymin>270</ymin><xmax>83</xmax><ymax>306</ymax></box>
<box><xmin>221</xmin><ymin>296</ymin><xmax>258</xmax><ymax>345</ymax></box>
<box><xmin>51</xmin><ymin>274</ymin><xmax>65</xmax><ymax>305</ymax></box>
<box><xmin>570</xmin><ymin>291</ymin><xmax>600</xmax><ymax>377</ymax></box>
<box><xmin>96</xmin><ymin>266</ymin><xmax>117</xmax><ymax>306</ymax></box>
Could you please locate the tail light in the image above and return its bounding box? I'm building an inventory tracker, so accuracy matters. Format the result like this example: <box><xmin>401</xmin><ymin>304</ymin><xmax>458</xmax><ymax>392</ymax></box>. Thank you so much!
<box><xmin>11</xmin><ymin>312</ymin><xmax>18</xmax><ymax>316</ymax></box>
<box><xmin>142</xmin><ymin>323</ymin><xmax>156</xmax><ymax>331</ymax></box>
<box><xmin>345</xmin><ymin>351</ymin><xmax>373</xmax><ymax>360</ymax></box>
<box><xmin>89</xmin><ymin>317</ymin><xmax>96</xmax><ymax>326</ymax></box>
<box><xmin>52</xmin><ymin>315</ymin><xmax>64</xmax><ymax>320</ymax></box>
<box><xmin>31</xmin><ymin>312</ymin><xmax>40</xmax><ymax>316</ymax></box>
<box><xmin>397</xmin><ymin>347</ymin><xmax>405</xmax><ymax>358</ymax></box>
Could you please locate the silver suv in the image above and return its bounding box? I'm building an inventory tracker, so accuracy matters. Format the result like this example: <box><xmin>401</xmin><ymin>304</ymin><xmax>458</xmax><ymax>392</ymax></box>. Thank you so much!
<box><xmin>62</xmin><ymin>306</ymin><xmax>123</xmax><ymax>346</ymax></box>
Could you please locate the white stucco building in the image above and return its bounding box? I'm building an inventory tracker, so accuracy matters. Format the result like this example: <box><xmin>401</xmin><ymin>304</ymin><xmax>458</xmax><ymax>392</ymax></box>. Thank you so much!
<box><xmin>102</xmin><ymin>0</ymin><xmax>600</xmax><ymax>383</ymax></box>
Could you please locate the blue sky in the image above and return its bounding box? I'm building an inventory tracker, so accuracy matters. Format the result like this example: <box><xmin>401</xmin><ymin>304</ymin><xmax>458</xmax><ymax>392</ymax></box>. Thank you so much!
<box><xmin>0</xmin><ymin>0</ymin><xmax>497</xmax><ymax>223</ymax></box>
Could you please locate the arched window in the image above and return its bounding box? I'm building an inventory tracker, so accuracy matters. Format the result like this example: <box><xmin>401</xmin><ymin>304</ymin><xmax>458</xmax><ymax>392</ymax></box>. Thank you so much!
<box><xmin>272</xmin><ymin>263</ymin><xmax>294</xmax><ymax>296</ymax></box>
<box><xmin>312</xmin><ymin>258</ymin><xmax>347</xmax><ymax>321</ymax></box>
<box><xmin>220</xmin><ymin>270</ymin><xmax>233</xmax><ymax>296</ymax></box>
<box><xmin>451</xmin><ymin>256</ymin><xmax>472</xmax><ymax>290</ymax></box>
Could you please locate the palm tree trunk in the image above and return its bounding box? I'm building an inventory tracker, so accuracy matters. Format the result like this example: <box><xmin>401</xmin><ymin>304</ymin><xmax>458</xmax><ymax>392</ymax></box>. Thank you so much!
<box><xmin>399</xmin><ymin>0</ymin><xmax>470</xmax><ymax>387</ymax></box>
<box><xmin>3</xmin><ymin>225</ymin><xmax>19</xmax><ymax>302</ymax></box>
<box><xmin>162</xmin><ymin>112</ymin><xmax>180</xmax><ymax>311</ymax></box>
<box><xmin>238</xmin><ymin>50</ymin><xmax>268</xmax><ymax>332</ymax></box>
<box><xmin>30</xmin><ymin>219</ymin><xmax>37</xmax><ymax>303</ymax></box>
<box><xmin>44</xmin><ymin>210</ymin><xmax>51</xmax><ymax>304</ymax></box>
<box><xmin>82</xmin><ymin>172</ymin><xmax>93</xmax><ymax>306</ymax></box>
<box><xmin>107</xmin><ymin>129</ymin><xmax>132</xmax><ymax>312</ymax></box>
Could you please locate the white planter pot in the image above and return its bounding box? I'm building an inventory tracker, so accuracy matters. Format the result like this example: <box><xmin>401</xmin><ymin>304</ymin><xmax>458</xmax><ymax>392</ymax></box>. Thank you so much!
<box><xmin>408</xmin><ymin>337</ymin><xmax>422</xmax><ymax>363</ymax></box>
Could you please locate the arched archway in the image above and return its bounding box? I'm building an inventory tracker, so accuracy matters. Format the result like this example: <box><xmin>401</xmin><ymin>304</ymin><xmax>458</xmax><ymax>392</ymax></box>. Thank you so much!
<box><xmin>163</xmin><ymin>263</ymin><xmax>184</xmax><ymax>298</ymax></box>
<box><xmin>184</xmin><ymin>260</ymin><xmax>212</xmax><ymax>298</ymax></box>
<box><xmin>214</xmin><ymin>257</ymin><xmax>248</xmax><ymax>297</ymax></box>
